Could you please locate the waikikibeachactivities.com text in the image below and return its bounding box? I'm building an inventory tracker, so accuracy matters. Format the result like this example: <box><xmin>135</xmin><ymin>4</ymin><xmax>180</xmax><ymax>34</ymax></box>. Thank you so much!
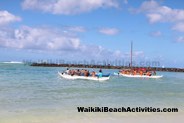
<box><xmin>23</xmin><ymin>59</ymin><xmax>161</xmax><ymax>67</ymax></box>
<box><xmin>77</xmin><ymin>107</ymin><xmax>178</xmax><ymax>113</ymax></box>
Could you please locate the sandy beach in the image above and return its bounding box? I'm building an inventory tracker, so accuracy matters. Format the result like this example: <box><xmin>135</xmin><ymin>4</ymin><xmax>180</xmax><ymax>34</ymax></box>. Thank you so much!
<box><xmin>1</xmin><ymin>112</ymin><xmax>184</xmax><ymax>123</ymax></box>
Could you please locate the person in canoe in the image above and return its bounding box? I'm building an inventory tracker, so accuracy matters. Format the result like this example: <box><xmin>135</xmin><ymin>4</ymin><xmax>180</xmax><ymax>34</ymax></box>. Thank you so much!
<box><xmin>91</xmin><ymin>71</ymin><xmax>96</xmax><ymax>77</ymax></box>
<box><xmin>84</xmin><ymin>70</ymin><xmax>90</xmax><ymax>77</ymax></box>
<box><xmin>65</xmin><ymin>68</ymin><xmax>69</xmax><ymax>74</ymax></box>
<box><xmin>139</xmin><ymin>70</ymin><xmax>143</xmax><ymax>76</ymax></box>
<box><xmin>153</xmin><ymin>70</ymin><xmax>156</xmax><ymax>75</ymax></box>
<box><xmin>76</xmin><ymin>69</ymin><xmax>81</xmax><ymax>76</ymax></box>
<box><xmin>98</xmin><ymin>69</ymin><xmax>103</xmax><ymax>78</ymax></box>
<box><xmin>146</xmin><ymin>71</ymin><xmax>152</xmax><ymax>76</ymax></box>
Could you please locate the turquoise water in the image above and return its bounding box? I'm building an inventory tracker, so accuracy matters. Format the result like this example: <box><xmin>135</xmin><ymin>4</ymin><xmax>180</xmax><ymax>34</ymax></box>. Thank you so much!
<box><xmin>0</xmin><ymin>63</ymin><xmax>184</xmax><ymax>122</ymax></box>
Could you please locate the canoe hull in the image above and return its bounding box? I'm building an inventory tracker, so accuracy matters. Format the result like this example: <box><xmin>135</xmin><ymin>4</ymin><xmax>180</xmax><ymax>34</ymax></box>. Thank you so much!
<box><xmin>58</xmin><ymin>72</ymin><xmax>110</xmax><ymax>81</ymax></box>
<box><xmin>114</xmin><ymin>72</ymin><xmax>163</xmax><ymax>79</ymax></box>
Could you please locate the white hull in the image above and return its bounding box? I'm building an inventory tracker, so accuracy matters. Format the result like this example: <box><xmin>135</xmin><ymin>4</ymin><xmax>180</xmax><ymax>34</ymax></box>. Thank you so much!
<box><xmin>114</xmin><ymin>72</ymin><xmax>163</xmax><ymax>79</ymax></box>
<box><xmin>58</xmin><ymin>72</ymin><xmax>110</xmax><ymax>81</ymax></box>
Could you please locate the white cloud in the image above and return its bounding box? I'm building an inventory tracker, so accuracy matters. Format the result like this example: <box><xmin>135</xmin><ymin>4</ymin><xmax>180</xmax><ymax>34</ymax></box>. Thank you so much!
<box><xmin>0</xmin><ymin>10</ymin><xmax>21</xmax><ymax>25</ymax></box>
<box><xmin>137</xmin><ymin>0</ymin><xmax>184</xmax><ymax>23</ymax></box>
<box><xmin>113</xmin><ymin>50</ymin><xmax>123</xmax><ymax>58</ymax></box>
<box><xmin>0</xmin><ymin>26</ymin><xmax>80</xmax><ymax>50</ymax></box>
<box><xmin>124</xmin><ymin>51</ymin><xmax>144</xmax><ymax>58</ymax></box>
<box><xmin>176</xmin><ymin>36</ymin><xmax>184</xmax><ymax>43</ymax></box>
<box><xmin>66</xmin><ymin>26</ymin><xmax>86</xmax><ymax>33</ymax></box>
<box><xmin>147</xmin><ymin>13</ymin><xmax>162</xmax><ymax>23</ymax></box>
<box><xmin>150</xmin><ymin>31</ymin><xmax>162</xmax><ymax>37</ymax></box>
<box><xmin>133</xmin><ymin>51</ymin><xmax>144</xmax><ymax>57</ymax></box>
<box><xmin>172</xmin><ymin>22</ymin><xmax>184</xmax><ymax>32</ymax></box>
<box><xmin>134</xmin><ymin>0</ymin><xmax>184</xmax><ymax>41</ymax></box>
<box><xmin>123</xmin><ymin>0</ymin><xmax>128</xmax><ymax>4</ymax></box>
<box><xmin>0</xmin><ymin>26</ymin><xmax>127</xmax><ymax>60</ymax></box>
<box><xmin>22</xmin><ymin>0</ymin><xmax>119</xmax><ymax>15</ymax></box>
<box><xmin>99</xmin><ymin>27</ymin><xmax>119</xmax><ymax>35</ymax></box>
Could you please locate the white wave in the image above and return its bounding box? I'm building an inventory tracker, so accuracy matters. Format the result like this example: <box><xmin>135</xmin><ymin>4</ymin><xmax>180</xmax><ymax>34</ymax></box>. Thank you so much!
<box><xmin>1</xmin><ymin>61</ymin><xmax>24</xmax><ymax>64</ymax></box>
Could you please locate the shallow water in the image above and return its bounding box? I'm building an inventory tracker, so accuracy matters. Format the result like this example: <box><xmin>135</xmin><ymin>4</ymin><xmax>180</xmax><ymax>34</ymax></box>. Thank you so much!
<box><xmin>0</xmin><ymin>63</ymin><xmax>184</xmax><ymax>122</ymax></box>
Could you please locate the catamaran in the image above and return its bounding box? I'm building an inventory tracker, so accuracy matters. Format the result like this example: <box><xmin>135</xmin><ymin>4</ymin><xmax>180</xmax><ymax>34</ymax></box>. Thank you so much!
<box><xmin>114</xmin><ymin>42</ymin><xmax>163</xmax><ymax>79</ymax></box>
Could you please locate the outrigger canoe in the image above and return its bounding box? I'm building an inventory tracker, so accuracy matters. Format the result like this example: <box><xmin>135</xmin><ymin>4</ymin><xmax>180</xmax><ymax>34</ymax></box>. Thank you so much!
<box><xmin>114</xmin><ymin>72</ymin><xmax>163</xmax><ymax>79</ymax></box>
<box><xmin>58</xmin><ymin>72</ymin><xmax>110</xmax><ymax>81</ymax></box>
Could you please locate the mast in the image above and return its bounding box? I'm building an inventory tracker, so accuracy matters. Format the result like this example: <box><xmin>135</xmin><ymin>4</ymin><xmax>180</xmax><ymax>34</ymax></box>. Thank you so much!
<box><xmin>130</xmin><ymin>41</ymin><xmax>133</xmax><ymax>69</ymax></box>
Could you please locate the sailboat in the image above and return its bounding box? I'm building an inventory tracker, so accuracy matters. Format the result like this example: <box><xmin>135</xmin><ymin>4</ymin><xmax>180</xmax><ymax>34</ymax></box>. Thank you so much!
<box><xmin>114</xmin><ymin>42</ymin><xmax>163</xmax><ymax>79</ymax></box>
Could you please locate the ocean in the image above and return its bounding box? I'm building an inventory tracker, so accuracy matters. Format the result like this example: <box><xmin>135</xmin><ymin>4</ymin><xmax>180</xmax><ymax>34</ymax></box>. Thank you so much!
<box><xmin>0</xmin><ymin>63</ymin><xmax>184</xmax><ymax>123</ymax></box>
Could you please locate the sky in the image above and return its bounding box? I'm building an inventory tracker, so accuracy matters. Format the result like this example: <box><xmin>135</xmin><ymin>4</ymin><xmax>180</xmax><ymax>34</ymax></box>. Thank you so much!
<box><xmin>0</xmin><ymin>0</ymin><xmax>184</xmax><ymax>68</ymax></box>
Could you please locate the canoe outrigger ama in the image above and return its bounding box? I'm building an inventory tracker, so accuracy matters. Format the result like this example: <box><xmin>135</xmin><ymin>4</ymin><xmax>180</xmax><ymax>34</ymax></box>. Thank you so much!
<box><xmin>58</xmin><ymin>69</ymin><xmax>110</xmax><ymax>81</ymax></box>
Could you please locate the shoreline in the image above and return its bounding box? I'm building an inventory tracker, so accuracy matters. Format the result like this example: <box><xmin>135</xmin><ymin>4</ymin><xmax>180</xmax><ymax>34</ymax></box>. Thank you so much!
<box><xmin>30</xmin><ymin>63</ymin><xmax>184</xmax><ymax>72</ymax></box>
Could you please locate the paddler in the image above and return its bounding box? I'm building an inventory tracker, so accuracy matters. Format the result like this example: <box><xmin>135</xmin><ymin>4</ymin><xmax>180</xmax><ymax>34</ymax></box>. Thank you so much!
<box><xmin>98</xmin><ymin>69</ymin><xmax>103</xmax><ymax>78</ymax></box>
